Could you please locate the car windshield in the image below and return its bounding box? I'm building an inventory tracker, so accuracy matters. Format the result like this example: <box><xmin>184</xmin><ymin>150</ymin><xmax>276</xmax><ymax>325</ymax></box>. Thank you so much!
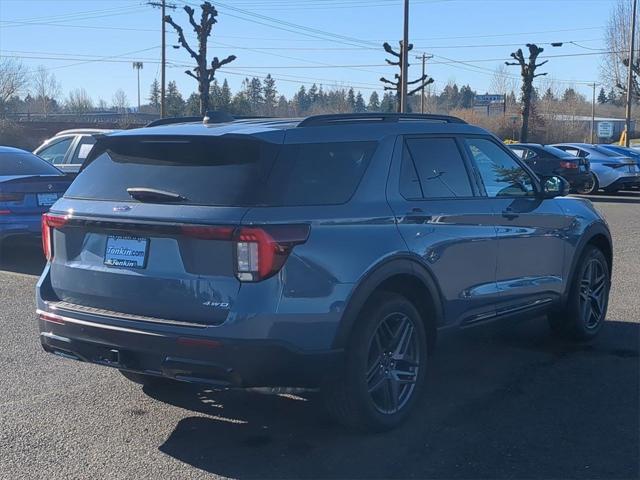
<box><xmin>0</xmin><ymin>152</ymin><xmax>62</xmax><ymax>176</ymax></box>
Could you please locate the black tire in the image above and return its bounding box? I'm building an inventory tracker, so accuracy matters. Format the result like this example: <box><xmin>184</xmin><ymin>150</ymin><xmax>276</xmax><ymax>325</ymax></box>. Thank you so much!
<box><xmin>322</xmin><ymin>292</ymin><xmax>429</xmax><ymax>432</ymax></box>
<box><xmin>548</xmin><ymin>245</ymin><xmax>610</xmax><ymax>341</ymax></box>
<box><xmin>575</xmin><ymin>173</ymin><xmax>599</xmax><ymax>195</ymax></box>
<box><xmin>119</xmin><ymin>370</ymin><xmax>176</xmax><ymax>388</ymax></box>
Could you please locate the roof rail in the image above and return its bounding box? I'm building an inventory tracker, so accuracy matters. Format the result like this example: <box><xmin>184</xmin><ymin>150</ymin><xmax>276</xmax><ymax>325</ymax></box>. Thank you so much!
<box><xmin>298</xmin><ymin>113</ymin><xmax>466</xmax><ymax>127</ymax></box>
<box><xmin>145</xmin><ymin>116</ymin><xmax>204</xmax><ymax>127</ymax></box>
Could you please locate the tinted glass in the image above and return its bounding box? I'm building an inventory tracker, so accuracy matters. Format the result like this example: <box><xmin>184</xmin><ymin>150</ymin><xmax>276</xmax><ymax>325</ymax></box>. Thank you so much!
<box><xmin>405</xmin><ymin>138</ymin><xmax>473</xmax><ymax>198</ymax></box>
<box><xmin>70</xmin><ymin>136</ymin><xmax>97</xmax><ymax>164</ymax></box>
<box><xmin>38</xmin><ymin>137</ymin><xmax>73</xmax><ymax>165</ymax></box>
<box><xmin>65</xmin><ymin>136</ymin><xmax>376</xmax><ymax>206</ymax></box>
<box><xmin>0</xmin><ymin>152</ymin><xmax>62</xmax><ymax>176</ymax></box>
<box><xmin>262</xmin><ymin>141</ymin><xmax>376</xmax><ymax>205</ymax></box>
<box><xmin>542</xmin><ymin>145</ymin><xmax>578</xmax><ymax>159</ymax></box>
<box><xmin>510</xmin><ymin>147</ymin><xmax>525</xmax><ymax>159</ymax></box>
<box><xmin>399</xmin><ymin>144</ymin><xmax>423</xmax><ymax>199</ymax></box>
<box><xmin>592</xmin><ymin>145</ymin><xmax>626</xmax><ymax>157</ymax></box>
<box><xmin>465</xmin><ymin>138</ymin><xmax>535</xmax><ymax>197</ymax></box>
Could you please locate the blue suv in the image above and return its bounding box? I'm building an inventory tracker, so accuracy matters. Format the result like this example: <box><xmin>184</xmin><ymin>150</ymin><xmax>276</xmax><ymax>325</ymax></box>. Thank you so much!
<box><xmin>36</xmin><ymin>113</ymin><xmax>613</xmax><ymax>431</ymax></box>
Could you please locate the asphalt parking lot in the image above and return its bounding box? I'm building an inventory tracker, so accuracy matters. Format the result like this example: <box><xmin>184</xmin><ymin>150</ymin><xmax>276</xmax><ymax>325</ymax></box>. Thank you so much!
<box><xmin>0</xmin><ymin>193</ymin><xmax>638</xmax><ymax>480</ymax></box>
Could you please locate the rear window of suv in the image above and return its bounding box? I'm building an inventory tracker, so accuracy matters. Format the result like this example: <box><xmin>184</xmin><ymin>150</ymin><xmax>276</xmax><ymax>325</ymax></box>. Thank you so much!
<box><xmin>64</xmin><ymin>135</ymin><xmax>377</xmax><ymax>206</ymax></box>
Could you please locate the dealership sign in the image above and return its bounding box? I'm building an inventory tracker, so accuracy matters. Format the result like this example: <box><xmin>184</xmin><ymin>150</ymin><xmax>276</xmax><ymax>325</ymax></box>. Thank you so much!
<box><xmin>597</xmin><ymin>121</ymin><xmax>614</xmax><ymax>138</ymax></box>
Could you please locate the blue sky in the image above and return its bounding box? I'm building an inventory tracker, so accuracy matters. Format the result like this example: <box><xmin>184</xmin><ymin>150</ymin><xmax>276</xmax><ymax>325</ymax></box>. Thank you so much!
<box><xmin>0</xmin><ymin>0</ymin><xmax>617</xmax><ymax>105</ymax></box>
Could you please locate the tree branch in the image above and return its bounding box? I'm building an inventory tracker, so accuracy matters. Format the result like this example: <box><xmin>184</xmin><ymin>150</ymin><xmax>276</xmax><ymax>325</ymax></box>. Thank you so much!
<box><xmin>165</xmin><ymin>15</ymin><xmax>199</xmax><ymax>60</ymax></box>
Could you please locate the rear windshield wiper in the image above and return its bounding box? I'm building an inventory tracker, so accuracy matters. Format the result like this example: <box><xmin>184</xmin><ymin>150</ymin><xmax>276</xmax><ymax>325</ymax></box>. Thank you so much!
<box><xmin>126</xmin><ymin>187</ymin><xmax>187</xmax><ymax>203</ymax></box>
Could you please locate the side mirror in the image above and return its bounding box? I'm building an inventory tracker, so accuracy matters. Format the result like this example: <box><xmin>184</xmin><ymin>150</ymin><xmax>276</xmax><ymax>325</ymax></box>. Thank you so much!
<box><xmin>541</xmin><ymin>175</ymin><xmax>570</xmax><ymax>198</ymax></box>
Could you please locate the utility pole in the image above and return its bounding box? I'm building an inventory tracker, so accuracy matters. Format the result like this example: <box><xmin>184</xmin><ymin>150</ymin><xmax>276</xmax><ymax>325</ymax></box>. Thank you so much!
<box><xmin>132</xmin><ymin>62</ymin><xmax>144</xmax><ymax>112</ymax></box>
<box><xmin>591</xmin><ymin>82</ymin><xmax>596</xmax><ymax>143</ymax></box>
<box><xmin>400</xmin><ymin>0</ymin><xmax>409</xmax><ymax>113</ymax></box>
<box><xmin>415</xmin><ymin>53</ymin><xmax>433</xmax><ymax>113</ymax></box>
<box><xmin>625</xmin><ymin>0</ymin><xmax>637</xmax><ymax>147</ymax></box>
<box><xmin>148</xmin><ymin>1</ymin><xmax>176</xmax><ymax>118</ymax></box>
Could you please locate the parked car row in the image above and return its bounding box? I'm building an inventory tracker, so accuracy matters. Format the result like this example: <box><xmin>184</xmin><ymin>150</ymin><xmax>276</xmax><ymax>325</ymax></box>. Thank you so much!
<box><xmin>507</xmin><ymin>142</ymin><xmax>640</xmax><ymax>194</ymax></box>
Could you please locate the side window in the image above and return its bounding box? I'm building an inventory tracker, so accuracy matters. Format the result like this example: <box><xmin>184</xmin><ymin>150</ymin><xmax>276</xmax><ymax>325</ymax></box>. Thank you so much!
<box><xmin>465</xmin><ymin>137</ymin><xmax>535</xmax><ymax>198</ymax></box>
<box><xmin>70</xmin><ymin>136</ymin><xmax>96</xmax><ymax>164</ymax></box>
<box><xmin>37</xmin><ymin>137</ymin><xmax>74</xmax><ymax>165</ymax></box>
<box><xmin>399</xmin><ymin>144</ymin><xmax>423</xmax><ymax>199</ymax></box>
<box><xmin>404</xmin><ymin>137</ymin><xmax>473</xmax><ymax>198</ymax></box>
<box><xmin>559</xmin><ymin>147</ymin><xmax>580</xmax><ymax>157</ymax></box>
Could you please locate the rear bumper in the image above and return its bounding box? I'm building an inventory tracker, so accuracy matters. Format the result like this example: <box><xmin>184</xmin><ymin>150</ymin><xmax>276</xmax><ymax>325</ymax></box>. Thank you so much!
<box><xmin>605</xmin><ymin>175</ymin><xmax>640</xmax><ymax>190</ymax></box>
<box><xmin>37</xmin><ymin>308</ymin><xmax>343</xmax><ymax>388</ymax></box>
<box><xmin>559</xmin><ymin>171</ymin><xmax>592</xmax><ymax>189</ymax></box>
<box><xmin>0</xmin><ymin>214</ymin><xmax>41</xmax><ymax>241</ymax></box>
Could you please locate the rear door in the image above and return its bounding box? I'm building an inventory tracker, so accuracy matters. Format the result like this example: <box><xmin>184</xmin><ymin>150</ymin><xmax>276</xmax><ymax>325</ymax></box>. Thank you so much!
<box><xmin>463</xmin><ymin>136</ymin><xmax>572</xmax><ymax>310</ymax></box>
<box><xmin>47</xmin><ymin>133</ymin><xmax>282</xmax><ymax>325</ymax></box>
<box><xmin>387</xmin><ymin>135</ymin><xmax>500</xmax><ymax>326</ymax></box>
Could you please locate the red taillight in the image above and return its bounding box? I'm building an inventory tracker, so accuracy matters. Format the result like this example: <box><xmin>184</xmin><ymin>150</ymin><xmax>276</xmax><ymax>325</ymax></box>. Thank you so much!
<box><xmin>559</xmin><ymin>161</ymin><xmax>578</xmax><ymax>169</ymax></box>
<box><xmin>234</xmin><ymin>225</ymin><xmax>310</xmax><ymax>282</ymax></box>
<box><xmin>41</xmin><ymin>212</ymin><xmax>69</xmax><ymax>261</ymax></box>
<box><xmin>38</xmin><ymin>310</ymin><xmax>65</xmax><ymax>325</ymax></box>
<box><xmin>0</xmin><ymin>210</ymin><xmax>10</xmax><ymax>215</ymax></box>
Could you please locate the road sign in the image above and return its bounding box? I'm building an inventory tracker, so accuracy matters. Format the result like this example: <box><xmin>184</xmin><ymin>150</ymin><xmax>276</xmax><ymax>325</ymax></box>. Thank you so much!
<box><xmin>474</xmin><ymin>94</ymin><xmax>505</xmax><ymax>106</ymax></box>
<box><xmin>597</xmin><ymin>121</ymin><xmax>614</xmax><ymax>138</ymax></box>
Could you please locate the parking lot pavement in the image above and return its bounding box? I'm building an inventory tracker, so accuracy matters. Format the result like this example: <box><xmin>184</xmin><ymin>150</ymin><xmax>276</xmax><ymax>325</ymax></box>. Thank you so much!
<box><xmin>0</xmin><ymin>193</ymin><xmax>638</xmax><ymax>480</ymax></box>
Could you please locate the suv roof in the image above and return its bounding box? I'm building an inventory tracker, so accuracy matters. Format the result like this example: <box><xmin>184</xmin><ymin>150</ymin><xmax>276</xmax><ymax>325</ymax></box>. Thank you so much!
<box><xmin>113</xmin><ymin>113</ymin><xmax>486</xmax><ymax>140</ymax></box>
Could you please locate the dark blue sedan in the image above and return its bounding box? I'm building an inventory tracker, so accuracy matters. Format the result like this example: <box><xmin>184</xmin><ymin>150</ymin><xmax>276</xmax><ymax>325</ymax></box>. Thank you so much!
<box><xmin>0</xmin><ymin>147</ymin><xmax>71</xmax><ymax>245</ymax></box>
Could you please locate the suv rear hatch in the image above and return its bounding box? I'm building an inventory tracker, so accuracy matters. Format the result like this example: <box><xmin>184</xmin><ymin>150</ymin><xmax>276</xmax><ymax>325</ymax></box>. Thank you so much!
<box><xmin>45</xmin><ymin>133</ymin><xmax>282</xmax><ymax>326</ymax></box>
<box><xmin>44</xmin><ymin>131</ymin><xmax>377</xmax><ymax>326</ymax></box>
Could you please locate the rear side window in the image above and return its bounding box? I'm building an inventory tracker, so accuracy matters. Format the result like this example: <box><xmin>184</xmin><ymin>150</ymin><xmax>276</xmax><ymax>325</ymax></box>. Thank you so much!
<box><xmin>262</xmin><ymin>141</ymin><xmax>376</xmax><ymax>206</ymax></box>
<box><xmin>37</xmin><ymin>137</ymin><xmax>74</xmax><ymax>165</ymax></box>
<box><xmin>65</xmin><ymin>136</ymin><xmax>376</xmax><ymax>206</ymax></box>
<box><xmin>0</xmin><ymin>152</ymin><xmax>62</xmax><ymax>176</ymax></box>
<box><xmin>403</xmin><ymin>137</ymin><xmax>473</xmax><ymax>198</ymax></box>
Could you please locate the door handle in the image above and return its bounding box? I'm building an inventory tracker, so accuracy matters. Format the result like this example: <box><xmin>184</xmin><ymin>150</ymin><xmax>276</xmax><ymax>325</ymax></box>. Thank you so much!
<box><xmin>502</xmin><ymin>207</ymin><xmax>519</xmax><ymax>220</ymax></box>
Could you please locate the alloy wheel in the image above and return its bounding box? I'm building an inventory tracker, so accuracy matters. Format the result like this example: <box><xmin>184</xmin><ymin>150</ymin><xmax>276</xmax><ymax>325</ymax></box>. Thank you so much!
<box><xmin>579</xmin><ymin>258</ymin><xmax>608</xmax><ymax>329</ymax></box>
<box><xmin>365</xmin><ymin>312</ymin><xmax>421</xmax><ymax>415</ymax></box>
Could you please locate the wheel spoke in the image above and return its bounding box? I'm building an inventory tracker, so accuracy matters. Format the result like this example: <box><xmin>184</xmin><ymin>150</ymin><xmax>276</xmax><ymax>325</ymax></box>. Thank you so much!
<box><xmin>391</xmin><ymin>317</ymin><xmax>414</xmax><ymax>357</ymax></box>
<box><xmin>388</xmin><ymin>377</ymin><xmax>400</xmax><ymax>412</ymax></box>
<box><xmin>368</xmin><ymin>372</ymin><xmax>387</xmax><ymax>394</ymax></box>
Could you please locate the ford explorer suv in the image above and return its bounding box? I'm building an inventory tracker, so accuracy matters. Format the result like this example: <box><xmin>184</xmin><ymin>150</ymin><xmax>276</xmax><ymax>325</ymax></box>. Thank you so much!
<box><xmin>36</xmin><ymin>113</ymin><xmax>613</xmax><ymax>431</ymax></box>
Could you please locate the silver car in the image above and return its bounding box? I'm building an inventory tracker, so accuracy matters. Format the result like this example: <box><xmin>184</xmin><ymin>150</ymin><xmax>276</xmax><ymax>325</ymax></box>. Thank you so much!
<box><xmin>552</xmin><ymin>143</ymin><xmax>640</xmax><ymax>194</ymax></box>
<box><xmin>34</xmin><ymin>129</ymin><xmax>115</xmax><ymax>177</ymax></box>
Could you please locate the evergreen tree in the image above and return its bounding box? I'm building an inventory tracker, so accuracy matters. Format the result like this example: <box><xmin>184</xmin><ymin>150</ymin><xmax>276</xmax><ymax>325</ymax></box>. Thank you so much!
<box><xmin>165</xmin><ymin>81</ymin><xmax>185</xmax><ymax>116</ymax></box>
<box><xmin>459</xmin><ymin>85</ymin><xmax>476</xmax><ymax>109</ymax></box>
<box><xmin>354</xmin><ymin>91</ymin><xmax>366</xmax><ymax>112</ymax></box>
<box><xmin>209</xmin><ymin>79</ymin><xmax>222</xmax><ymax>110</ymax></box>
<box><xmin>542</xmin><ymin>88</ymin><xmax>556</xmax><ymax>102</ymax></box>
<box><xmin>368</xmin><ymin>91</ymin><xmax>380</xmax><ymax>111</ymax></box>
<box><xmin>185</xmin><ymin>92</ymin><xmax>200</xmax><ymax>115</ymax></box>
<box><xmin>245</xmin><ymin>77</ymin><xmax>263</xmax><ymax>114</ymax></box>
<box><xmin>607</xmin><ymin>88</ymin><xmax>619</xmax><ymax>106</ymax></box>
<box><xmin>347</xmin><ymin>88</ymin><xmax>356</xmax><ymax>111</ymax></box>
<box><xmin>276</xmin><ymin>94</ymin><xmax>289</xmax><ymax>117</ymax></box>
<box><xmin>597</xmin><ymin>87</ymin><xmax>607</xmax><ymax>104</ymax></box>
<box><xmin>380</xmin><ymin>92</ymin><xmax>396</xmax><ymax>112</ymax></box>
<box><xmin>149</xmin><ymin>79</ymin><xmax>160</xmax><ymax>111</ymax></box>
<box><xmin>219</xmin><ymin>79</ymin><xmax>232</xmax><ymax>111</ymax></box>
<box><xmin>308</xmin><ymin>83</ymin><xmax>319</xmax><ymax>109</ymax></box>
<box><xmin>263</xmin><ymin>74</ymin><xmax>277</xmax><ymax>116</ymax></box>
<box><xmin>230</xmin><ymin>91</ymin><xmax>251</xmax><ymax>115</ymax></box>
<box><xmin>293</xmin><ymin>86</ymin><xmax>309</xmax><ymax>114</ymax></box>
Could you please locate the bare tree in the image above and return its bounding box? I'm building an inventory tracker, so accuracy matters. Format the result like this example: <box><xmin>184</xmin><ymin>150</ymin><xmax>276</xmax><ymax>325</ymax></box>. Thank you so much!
<box><xmin>506</xmin><ymin>44</ymin><xmax>548</xmax><ymax>142</ymax></box>
<box><xmin>112</xmin><ymin>89</ymin><xmax>129</xmax><ymax>113</ymax></box>
<box><xmin>0</xmin><ymin>59</ymin><xmax>30</xmax><ymax>111</ymax></box>
<box><xmin>32</xmin><ymin>66</ymin><xmax>61</xmax><ymax>117</ymax></box>
<box><xmin>66</xmin><ymin>88</ymin><xmax>93</xmax><ymax>113</ymax></box>
<box><xmin>380</xmin><ymin>42</ymin><xmax>433</xmax><ymax>113</ymax></box>
<box><xmin>165</xmin><ymin>1</ymin><xmax>236</xmax><ymax>115</ymax></box>
<box><xmin>602</xmin><ymin>0</ymin><xmax>640</xmax><ymax>97</ymax></box>
<box><xmin>489</xmin><ymin>64</ymin><xmax>517</xmax><ymax>97</ymax></box>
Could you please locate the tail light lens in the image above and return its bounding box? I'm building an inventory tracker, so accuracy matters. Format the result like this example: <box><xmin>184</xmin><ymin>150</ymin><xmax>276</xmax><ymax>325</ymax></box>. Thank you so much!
<box><xmin>603</xmin><ymin>163</ymin><xmax>627</xmax><ymax>169</ymax></box>
<box><xmin>234</xmin><ymin>225</ymin><xmax>310</xmax><ymax>282</ymax></box>
<box><xmin>559</xmin><ymin>161</ymin><xmax>578</xmax><ymax>169</ymax></box>
<box><xmin>0</xmin><ymin>192</ymin><xmax>25</xmax><ymax>202</ymax></box>
<box><xmin>41</xmin><ymin>212</ymin><xmax>69</xmax><ymax>261</ymax></box>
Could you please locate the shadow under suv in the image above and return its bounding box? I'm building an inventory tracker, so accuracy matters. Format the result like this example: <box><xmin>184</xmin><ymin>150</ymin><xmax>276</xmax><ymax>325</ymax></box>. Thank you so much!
<box><xmin>37</xmin><ymin>113</ymin><xmax>613</xmax><ymax>431</ymax></box>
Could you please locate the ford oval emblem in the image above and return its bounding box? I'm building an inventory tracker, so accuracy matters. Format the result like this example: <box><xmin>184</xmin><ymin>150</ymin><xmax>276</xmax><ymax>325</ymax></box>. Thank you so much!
<box><xmin>113</xmin><ymin>205</ymin><xmax>131</xmax><ymax>212</ymax></box>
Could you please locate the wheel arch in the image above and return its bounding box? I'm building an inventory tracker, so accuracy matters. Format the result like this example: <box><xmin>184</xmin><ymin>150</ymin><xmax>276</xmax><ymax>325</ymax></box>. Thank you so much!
<box><xmin>332</xmin><ymin>255</ymin><xmax>444</xmax><ymax>352</ymax></box>
<box><xmin>563</xmin><ymin>221</ymin><xmax>613</xmax><ymax>302</ymax></box>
